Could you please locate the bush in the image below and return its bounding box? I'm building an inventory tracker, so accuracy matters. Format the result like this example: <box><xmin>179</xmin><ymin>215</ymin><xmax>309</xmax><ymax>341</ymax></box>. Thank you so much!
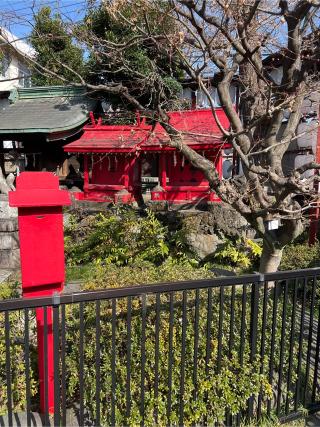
<box><xmin>65</xmin><ymin>208</ymin><xmax>171</xmax><ymax>266</ymax></box>
<box><xmin>83</xmin><ymin>258</ymin><xmax>215</xmax><ymax>290</ymax></box>
<box><xmin>64</xmin><ymin>287</ymin><xmax>272</xmax><ymax>425</ymax></box>
<box><xmin>0</xmin><ymin>282</ymin><xmax>37</xmax><ymax>415</ymax></box>
<box><xmin>280</xmin><ymin>242</ymin><xmax>320</xmax><ymax>271</ymax></box>
<box><xmin>209</xmin><ymin>238</ymin><xmax>262</xmax><ymax>272</ymax></box>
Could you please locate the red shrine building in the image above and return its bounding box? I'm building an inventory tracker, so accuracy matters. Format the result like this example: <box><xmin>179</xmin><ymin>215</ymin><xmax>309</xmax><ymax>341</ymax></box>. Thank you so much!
<box><xmin>64</xmin><ymin>108</ymin><xmax>231</xmax><ymax>204</ymax></box>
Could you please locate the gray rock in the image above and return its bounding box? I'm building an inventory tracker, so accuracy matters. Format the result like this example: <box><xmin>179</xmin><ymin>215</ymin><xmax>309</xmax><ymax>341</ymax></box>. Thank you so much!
<box><xmin>70</xmin><ymin>186</ymin><xmax>82</xmax><ymax>193</ymax></box>
<box><xmin>186</xmin><ymin>232</ymin><xmax>222</xmax><ymax>259</ymax></box>
<box><xmin>206</xmin><ymin>202</ymin><xmax>255</xmax><ymax>238</ymax></box>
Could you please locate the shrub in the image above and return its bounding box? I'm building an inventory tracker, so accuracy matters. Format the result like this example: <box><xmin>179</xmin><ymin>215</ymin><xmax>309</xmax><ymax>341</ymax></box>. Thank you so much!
<box><xmin>83</xmin><ymin>258</ymin><xmax>215</xmax><ymax>290</ymax></box>
<box><xmin>65</xmin><ymin>208</ymin><xmax>170</xmax><ymax>266</ymax></box>
<box><xmin>280</xmin><ymin>242</ymin><xmax>320</xmax><ymax>271</ymax></box>
<box><xmin>64</xmin><ymin>288</ymin><xmax>272</xmax><ymax>425</ymax></box>
<box><xmin>0</xmin><ymin>282</ymin><xmax>37</xmax><ymax>415</ymax></box>
<box><xmin>65</xmin><ymin>207</ymin><xmax>201</xmax><ymax>269</ymax></box>
<box><xmin>211</xmin><ymin>238</ymin><xmax>262</xmax><ymax>272</ymax></box>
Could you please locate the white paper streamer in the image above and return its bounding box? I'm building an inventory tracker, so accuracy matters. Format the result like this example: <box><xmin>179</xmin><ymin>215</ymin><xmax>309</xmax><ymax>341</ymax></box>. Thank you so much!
<box><xmin>173</xmin><ymin>152</ymin><xmax>177</xmax><ymax>167</ymax></box>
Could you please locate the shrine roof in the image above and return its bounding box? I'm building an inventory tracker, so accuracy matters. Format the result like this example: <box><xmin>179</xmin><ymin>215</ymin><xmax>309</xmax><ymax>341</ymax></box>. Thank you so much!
<box><xmin>0</xmin><ymin>86</ymin><xmax>96</xmax><ymax>140</ymax></box>
<box><xmin>64</xmin><ymin>108</ymin><xmax>230</xmax><ymax>153</ymax></box>
<box><xmin>69</xmin><ymin>128</ymin><xmax>150</xmax><ymax>152</ymax></box>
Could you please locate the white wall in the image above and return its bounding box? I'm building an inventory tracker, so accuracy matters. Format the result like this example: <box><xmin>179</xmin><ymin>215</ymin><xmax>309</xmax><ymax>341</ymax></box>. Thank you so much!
<box><xmin>0</xmin><ymin>51</ymin><xmax>31</xmax><ymax>91</ymax></box>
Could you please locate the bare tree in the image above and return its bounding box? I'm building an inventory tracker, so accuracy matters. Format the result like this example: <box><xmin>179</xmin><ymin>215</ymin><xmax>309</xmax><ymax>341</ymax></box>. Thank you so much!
<box><xmin>99</xmin><ymin>0</ymin><xmax>320</xmax><ymax>273</ymax></box>
<box><xmin>9</xmin><ymin>0</ymin><xmax>320</xmax><ymax>272</ymax></box>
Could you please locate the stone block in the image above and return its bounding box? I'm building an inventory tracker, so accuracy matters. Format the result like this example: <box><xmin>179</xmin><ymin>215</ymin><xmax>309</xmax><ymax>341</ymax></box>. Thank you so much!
<box><xmin>186</xmin><ymin>232</ymin><xmax>222</xmax><ymax>259</ymax></box>
<box><xmin>0</xmin><ymin>248</ymin><xmax>20</xmax><ymax>269</ymax></box>
<box><xmin>0</xmin><ymin>218</ymin><xmax>18</xmax><ymax>232</ymax></box>
<box><xmin>0</xmin><ymin>231</ymin><xmax>19</xmax><ymax>249</ymax></box>
<box><xmin>0</xmin><ymin>197</ymin><xmax>17</xmax><ymax>218</ymax></box>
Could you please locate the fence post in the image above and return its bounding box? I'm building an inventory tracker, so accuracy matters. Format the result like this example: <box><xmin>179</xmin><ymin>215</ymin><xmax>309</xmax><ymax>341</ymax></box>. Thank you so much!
<box><xmin>248</xmin><ymin>274</ymin><xmax>262</xmax><ymax>418</ymax></box>
<box><xmin>8</xmin><ymin>172</ymin><xmax>70</xmax><ymax>415</ymax></box>
<box><xmin>53</xmin><ymin>293</ymin><xmax>61</xmax><ymax>427</ymax></box>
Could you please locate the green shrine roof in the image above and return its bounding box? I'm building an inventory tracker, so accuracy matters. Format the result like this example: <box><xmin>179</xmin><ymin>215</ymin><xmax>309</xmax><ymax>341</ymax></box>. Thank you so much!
<box><xmin>0</xmin><ymin>86</ymin><xmax>96</xmax><ymax>140</ymax></box>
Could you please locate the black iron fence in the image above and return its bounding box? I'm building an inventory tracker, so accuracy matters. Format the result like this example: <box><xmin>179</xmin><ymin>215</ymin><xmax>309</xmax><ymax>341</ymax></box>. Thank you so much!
<box><xmin>1</xmin><ymin>268</ymin><xmax>320</xmax><ymax>426</ymax></box>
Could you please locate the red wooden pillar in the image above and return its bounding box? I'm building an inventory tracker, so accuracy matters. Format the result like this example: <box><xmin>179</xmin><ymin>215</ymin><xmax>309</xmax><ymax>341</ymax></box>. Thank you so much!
<box><xmin>83</xmin><ymin>154</ymin><xmax>89</xmax><ymax>193</ymax></box>
<box><xmin>159</xmin><ymin>152</ymin><xmax>167</xmax><ymax>189</ymax></box>
<box><xmin>216</xmin><ymin>150</ymin><xmax>223</xmax><ymax>178</ymax></box>
<box><xmin>123</xmin><ymin>155</ymin><xmax>130</xmax><ymax>189</ymax></box>
<box><xmin>309</xmin><ymin>106</ymin><xmax>320</xmax><ymax>245</ymax></box>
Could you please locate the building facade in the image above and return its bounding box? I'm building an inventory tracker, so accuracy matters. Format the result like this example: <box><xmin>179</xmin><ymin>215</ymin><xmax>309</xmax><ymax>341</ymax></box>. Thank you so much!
<box><xmin>0</xmin><ymin>28</ymin><xmax>35</xmax><ymax>92</ymax></box>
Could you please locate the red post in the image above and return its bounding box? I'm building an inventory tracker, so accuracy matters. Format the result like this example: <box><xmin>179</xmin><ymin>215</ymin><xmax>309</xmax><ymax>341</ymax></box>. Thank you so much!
<box><xmin>216</xmin><ymin>150</ymin><xmax>223</xmax><ymax>178</ymax></box>
<box><xmin>83</xmin><ymin>154</ymin><xmax>89</xmax><ymax>193</ymax></box>
<box><xmin>159</xmin><ymin>153</ymin><xmax>167</xmax><ymax>189</ymax></box>
<box><xmin>309</xmin><ymin>106</ymin><xmax>320</xmax><ymax>245</ymax></box>
<box><xmin>9</xmin><ymin>172</ymin><xmax>71</xmax><ymax>414</ymax></box>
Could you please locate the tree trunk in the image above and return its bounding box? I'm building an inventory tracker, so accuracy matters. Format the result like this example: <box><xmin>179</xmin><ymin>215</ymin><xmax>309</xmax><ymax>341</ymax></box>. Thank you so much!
<box><xmin>259</xmin><ymin>239</ymin><xmax>283</xmax><ymax>273</ymax></box>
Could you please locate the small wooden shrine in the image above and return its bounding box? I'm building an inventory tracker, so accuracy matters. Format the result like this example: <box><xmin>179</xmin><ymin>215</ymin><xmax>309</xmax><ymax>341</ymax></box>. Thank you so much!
<box><xmin>64</xmin><ymin>109</ymin><xmax>231</xmax><ymax>204</ymax></box>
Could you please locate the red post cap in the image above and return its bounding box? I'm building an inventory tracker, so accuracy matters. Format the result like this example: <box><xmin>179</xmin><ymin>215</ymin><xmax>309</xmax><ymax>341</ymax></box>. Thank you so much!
<box><xmin>9</xmin><ymin>172</ymin><xmax>71</xmax><ymax>208</ymax></box>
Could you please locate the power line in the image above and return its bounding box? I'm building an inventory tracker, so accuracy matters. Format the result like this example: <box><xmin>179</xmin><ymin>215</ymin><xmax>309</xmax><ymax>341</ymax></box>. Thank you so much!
<box><xmin>0</xmin><ymin>1</ymin><xmax>87</xmax><ymax>18</ymax></box>
<box><xmin>0</xmin><ymin>0</ymin><xmax>87</xmax><ymax>15</ymax></box>
<box><xmin>0</xmin><ymin>6</ymin><xmax>87</xmax><ymax>29</ymax></box>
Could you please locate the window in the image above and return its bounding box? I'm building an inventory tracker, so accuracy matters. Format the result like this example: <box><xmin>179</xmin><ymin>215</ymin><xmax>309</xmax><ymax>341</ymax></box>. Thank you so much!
<box><xmin>1</xmin><ymin>52</ymin><xmax>10</xmax><ymax>78</ymax></box>
<box><xmin>18</xmin><ymin>62</ymin><xmax>31</xmax><ymax>87</ymax></box>
<box><xmin>196</xmin><ymin>85</ymin><xmax>237</xmax><ymax>108</ymax></box>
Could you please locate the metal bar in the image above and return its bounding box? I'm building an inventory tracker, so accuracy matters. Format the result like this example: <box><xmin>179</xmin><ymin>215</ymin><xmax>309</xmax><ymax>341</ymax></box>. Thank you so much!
<box><xmin>285</xmin><ymin>279</ymin><xmax>298</xmax><ymax>415</ymax></box>
<box><xmin>95</xmin><ymin>300</ymin><xmax>101</xmax><ymax>426</ymax></box>
<box><xmin>217</xmin><ymin>286</ymin><xmax>224</xmax><ymax>372</ymax></box>
<box><xmin>167</xmin><ymin>292</ymin><xmax>174</xmax><ymax>423</ymax></box>
<box><xmin>240</xmin><ymin>284</ymin><xmax>247</xmax><ymax>365</ymax></box>
<box><xmin>193</xmin><ymin>289</ymin><xmax>200</xmax><ymax>400</ymax></box>
<box><xmin>140</xmin><ymin>294</ymin><xmax>147</xmax><ymax>426</ymax></box>
<box><xmin>267</xmin><ymin>282</ymin><xmax>279</xmax><ymax>416</ymax></box>
<box><xmin>79</xmin><ymin>302</ymin><xmax>85</xmax><ymax>427</ymax></box>
<box><xmin>154</xmin><ymin>293</ymin><xmax>160</xmax><ymax>423</ymax></box>
<box><xmin>24</xmin><ymin>308</ymin><xmax>31</xmax><ymax>427</ymax></box>
<box><xmin>53</xmin><ymin>305</ymin><xmax>60</xmax><ymax>427</ymax></box>
<box><xmin>61</xmin><ymin>304</ymin><xmax>66</xmax><ymax>427</ymax></box>
<box><xmin>5</xmin><ymin>311</ymin><xmax>12</xmax><ymax>427</ymax></box>
<box><xmin>264</xmin><ymin>268</ymin><xmax>320</xmax><ymax>281</ymax></box>
<box><xmin>111</xmin><ymin>299</ymin><xmax>116</xmax><ymax>427</ymax></box>
<box><xmin>312</xmin><ymin>279</ymin><xmax>320</xmax><ymax>402</ymax></box>
<box><xmin>257</xmin><ymin>281</ymin><xmax>268</xmax><ymax>418</ymax></box>
<box><xmin>229</xmin><ymin>285</ymin><xmax>235</xmax><ymax>357</ymax></box>
<box><xmin>250</xmin><ymin>282</ymin><xmax>260</xmax><ymax>360</ymax></box>
<box><xmin>126</xmin><ymin>296</ymin><xmax>132</xmax><ymax>421</ymax></box>
<box><xmin>295</xmin><ymin>278</ymin><xmax>307</xmax><ymax>411</ymax></box>
<box><xmin>179</xmin><ymin>291</ymin><xmax>187</xmax><ymax>426</ymax></box>
<box><xmin>2</xmin><ymin>269</ymin><xmax>320</xmax><ymax>312</ymax></box>
<box><xmin>43</xmin><ymin>307</ymin><xmax>49</xmax><ymax>426</ymax></box>
<box><xmin>276</xmin><ymin>279</ymin><xmax>289</xmax><ymax>415</ymax></box>
<box><xmin>205</xmin><ymin>288</ymin><xmax>213</xmax><ymax>374</ymax></box>
<box><xmin>304</xmin><ymin>276</ymin><xmax>316</xmax><ymax>406</ymax></box>
<box><xmin>248</xmin><ymin>281</ymin><xmax>260</xmax><ymax>417</ymax></box>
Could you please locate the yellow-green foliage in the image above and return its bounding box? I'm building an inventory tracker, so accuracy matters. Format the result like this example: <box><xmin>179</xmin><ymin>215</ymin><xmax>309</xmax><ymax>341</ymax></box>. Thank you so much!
<box><xmin>280</xmin><ymin>242</ymin><xmax>320</xmax><ymax>271</ymax></box>
<box><xmin>83</xmin><ymin>258</ymin><xmax>214</xmax><ymax>290</ymax></box>
<box><xmin>65</xmin><ymin>209</ymin><xmax>172</xmax><ymax>266</ymax></box>
<box><xmin>0</xmin><ymin>282</ymin><xmax>37</xmax><ymax>415</ymax></box>
<box><xmin>214</xmin><ymin>238</ymin><xmax>262</xmax><ymax>271</ymax></box>
<box><xmin>64</xmin><ymin>288</ymin><xmax>272</xmax><ymax>426</ymax></box>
